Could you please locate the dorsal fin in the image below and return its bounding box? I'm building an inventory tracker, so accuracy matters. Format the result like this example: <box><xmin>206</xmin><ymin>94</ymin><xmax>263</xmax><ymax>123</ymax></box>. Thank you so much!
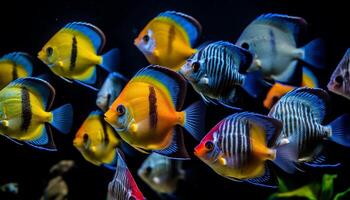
<box><xmin>282</xmin><ymin>87</ymin><xmax>328</xmax><ymax>123</ymax></box>
<box><xmin>64</xmin><ymin>22</ymin><xmax>106</xmax><ymax>53</ymax></box>
<box><xmin>8</xmin><ymin>77</ymin><xmax>55</xmax><ymax>110</ymax></box>
<box><xmin>252</xmin><ymin>13</ymin><xmax>307</xmax><ymax>43</ymax></box>
<box><xmin>131</xmin><ymin>65</ymin><xmax>187</xmax><ymax>110</ymax></box>
<box><xmin>210</xmin><ymin>41</ymin><xmax>253</xmax><ymax>73</ymax></box>
<box><xmin>0</xmin><ymin>52</ymin><xmax>33</xmax><ymax>76</ymax></box>
<box><xmin>157</xmin><ymin>11</ymin><xmax>202</xmax><ymax>46</ymax></box>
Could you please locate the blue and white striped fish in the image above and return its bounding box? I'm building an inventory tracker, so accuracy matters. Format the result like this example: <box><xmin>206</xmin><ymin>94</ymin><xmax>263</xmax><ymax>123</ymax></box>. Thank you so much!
<box><xmin>179</xmin><ymin>41</ymin><xmax>269</xmax><ymax>108</ymax></box>
<box><xmin>108</xmin><ymin>152</ymin><xmax>145</xmax><ymax>200</ymax></box>
<box><xmin>268</xmin><ymin>87</ymin><xmax>350</xmax><ymax>166</ymax></box>
<box><xmin>194</xmin><ymin>112</ymin><xmax>297</xmax><ymax>188</ymax></box>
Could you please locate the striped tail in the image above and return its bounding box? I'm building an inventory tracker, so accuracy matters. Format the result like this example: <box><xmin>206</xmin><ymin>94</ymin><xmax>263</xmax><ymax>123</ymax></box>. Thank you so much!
<box><xmin>50</xmin><ymin>104</ymin><xmax>73</xmax><ymax>134</ymax></box>
<box><xmin>182</xmin><ymin>101</ymin><xmax>206</xmax><ymax>141</ymax></box>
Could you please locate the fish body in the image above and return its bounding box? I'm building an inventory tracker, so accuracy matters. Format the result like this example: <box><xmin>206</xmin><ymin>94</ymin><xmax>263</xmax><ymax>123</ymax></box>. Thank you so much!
<box><xmin>328</xmin><ymin>49</ymin><xmax>350</xmax><ymax>99</ymax></box>
<box><xmin>138</xmin><ymin>153</ymin><xmax>185</xmax><ymax>194</ymax></box>
<box><xmin>108</xmin><ymin>152</ymin><xmax>145</xmax><ymax>200</ymax></box>
<box><xmin>38</xmin><ymin>22</ymin><xmax>119</xmax><ymax>84</ymax></box>
<box><xmin>268</xmin><ymin>88</ymin><xmax>350</xmax><ymax>164</ymax></box>
<box><xmin>236</xmin><ymin>13</ymin><xmax>324</xmax><ymax>83</ymax></box>
<box><xmin>73</xmin><ymin>110</ymin><xmax>120</xmax><ymax>168</ymax></box>
<box><xmin>0</xmin><ymin>52</ymin><xmax>33</xmax><ymax>90</ymax></box>
<box><xmin>194</xmin><ymin>112</ymin><xmax>296</xmax><ymax>187</ymax></box>
<box><xmin>96</xmin><ymin>72</ymin><xmax>127</xmax><ymax>112</ymax></box>
<box><xmin>104</xmin><ymin>65</ymin><xmax>205</xmax><ymax>159</ymax></box>
<box><xmin>134</xmin><ymin>11</ymin><xmax>201</xmax><ymax>71</ymax></box>
<box><xmin>0</xmin><ymin>77</ymin><xmax>73</xmax><ymax>151</ymax></box>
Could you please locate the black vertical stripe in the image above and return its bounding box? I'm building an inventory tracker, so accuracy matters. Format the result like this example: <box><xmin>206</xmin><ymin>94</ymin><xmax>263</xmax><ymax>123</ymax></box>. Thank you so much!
<box><xmin>12</xmin><ymin>62</ymin><xmax>18</xmax><ymax>80</ymax></box>
<box><xmin>149</xmin><ymin>86</ymin><xmax>158</xmax><ymax>129</ymax></box>
<box><xmin>98</xmin><ymin>114</ymin><xmax>109</xmax><ymax>144</ymax></box>
<box><xmin>167</xmin><ymin>25</ymin><xmax>176</xmax><ymax>55</ymax></box>
<box><xmin>21</xmin><ymin>87</ymin><xmax>32</xmax><ymax>131</ymax></box>
<box><xmin>70</xmin><ymin>36</ymin><xmax>78</xmax><ymax>71</ymax></box>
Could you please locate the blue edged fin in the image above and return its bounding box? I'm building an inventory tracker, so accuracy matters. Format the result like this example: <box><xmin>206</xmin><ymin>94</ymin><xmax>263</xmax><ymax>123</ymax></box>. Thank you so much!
<box><xmin>245</xmin><ymin>165</ymin><xmax>278</xmax><ymax>188</ymax></box>
<box><xmin>64</xmin><ymin>22</ymin><xmax>106</xmax><ymax>53</ymax></box>
<box><xmin>102</xmin><ymin>149</ymin><xmax>118</xmax><ymax>170</ymax></box>
<box><xmin>283</xmin><ymin>87</ymin><xmax>328</xmax><ymax>123</ymax></box>
<box><xmin>302</xmin><ymin>67</ymin><xmax>319</xmax><ymax>88</ymax></box>
<box><xmin>50</xmin><ymin>104</ymin><xmax>73</xmax><ymax>134</ymax></box>
<box><xmin>154</xmin><ymin>126</ymin><xmax>190</xmax><ymax>160</ymax></box>
<box><xmin>25</xmin><ymin>124</ymin><xmax>57</xmax><ymax>151</ymax></box>
<box><xmin>101</xmin><ymin>48</ymin><xmax>120</xmax><ymax>73</ymax></box>
<box><xmin>158</xmin><ymin>11</ymin><xmax>202</xmax><ymax>46</ymax></box>
<box><xmin>183</xmin><ymin>101</ymin><xmax>206</xmax><ymax>141</ymax></box>
<box><xmin>132</xmin><ymin>65</ymin><xmax>187</xmax><ymax>110</ymax></box>
<box><xmin>329</xmin><ymin>114</ymin><xmax>350</xmax><ymax>147</ymax></box>
<box><xmin>242</xmin><ymin>71</ymin><xmax>272</xmax><ymax>99</ymax></box>
<box><xmin>0</xmin><ymin>134</ymin><xmax>23</xmax><ymax>146</ymax></box>
<box><xmin>301</xmin><ymin>38</ymin><xmax>325</xmax><ymax>69</ymax></box>
<box><xmin>1</xmin><ymin>52</ymin><xmax>33</xmax><ymax>76</ymax></box>
<box><xmin>9</xmin><ymin>77</ymin><xmax>55</xmax><ymax>110</ymax></box>
<box><xmin>252</xmin><ymin>13</ymin><xmax>307</xmax><ymax>43</ymax></box>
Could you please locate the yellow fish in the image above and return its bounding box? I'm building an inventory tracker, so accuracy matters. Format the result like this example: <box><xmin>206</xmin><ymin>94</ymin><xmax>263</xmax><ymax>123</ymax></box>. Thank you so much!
<box><xmin>134</xmin><ymin>11</ymin><xmax>202</xmax><ymax>71</ymax></box>
<box><xmin>38</xmin><ymin>22</ymin><xmax>119</xmax><ymax>84</ymax></box>
<box><xmin>104</xmin><ymin>65</ymin><xmax>205</xmax><ymax>159</ymax></box>
<box><xmin>0</xmin><ymin>77</ymin><xmax>73</xmax><ymax>151</ymax></box>
<box><xmin>0</xmin><ymin>52</ymin><xmax>33</xmax><ymax>90</ymax></box>
<box><xmin>73</xmin><ymin>110</ymin><xmax>121</xmax><ymax>169</ymax></box>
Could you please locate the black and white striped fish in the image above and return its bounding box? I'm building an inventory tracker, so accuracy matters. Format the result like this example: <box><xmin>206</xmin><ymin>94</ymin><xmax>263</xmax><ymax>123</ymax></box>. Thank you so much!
<box><xmin>108</xmin><ymin>152</ymin><xmax>145</xmax><ymax>200</ymax></box>
<box><xmin>268</xmin><ymin>87</ymin><xmax>350</xmax><ymax>167</ymax></box>
<box><xmin>194</xmin><ymin>112</ymin><xmax>297</xmax><ymax>188</ymax></box>
<box><xmin>179</xmin><ymin>41</ymin><xmax>270</xmax><ymax>108</ymax></box>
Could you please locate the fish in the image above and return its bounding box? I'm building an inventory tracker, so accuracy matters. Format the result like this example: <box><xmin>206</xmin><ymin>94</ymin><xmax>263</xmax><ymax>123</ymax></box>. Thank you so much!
<box><xmin>179</xmin><ymin>41</ymin><xmax>271</xmax><ymax>107</ymax></box>
<box><xmin>134</xmin><ymin>11</ymin><xmax>201</xmax><ymax>71</ymax></box>
<box><xmin>268</xmin><ymin>87</ymin><xmax>350</xmax><ymax>167</ymax></box>
<box><xmin>96</xmin><ymin>72</ymin><xmax>128</xmax><ymax>112</ymax></box>
<box><xmin>194</xmin><ymin>112</ymin><xmax>297</xmax><ymax>188</ymax></box>
<box><xmin>138</xmin><ymin>153</ymin><xmax>185</xmax><ymax>194</ymax></box>
<box><xmin>0</xmin><ymin>183</ymin><xmax>18</xmax><ymax>194</ymax></box>
<box><xmin>327</xmin><ymin>49</ymin><xmax>350</xmax><ymax>99</ymax></box>
<box><xmin>0</xmin><ymin>77</ymin><xmax>73</xmax><ymax>151</ymax></box>
<box><xmin>38</xmin><ymin>22</ymin><xmax>119</xmax><ymax>85</ymax></box>
<box><xmin>73</xmin><ymin>110</ymin><xmax>121</xmax><ymax>169</ymax></box>
<box><xmin>107</xmin><ymin>152</ymin><xmax>145</xmax><ymax>200</ymax></box>
<box><xmin>236</xmin><ymin>13</ymin><xmax>325</xmax><ymax>84</ymax></box>
<box><xmin>104</xmin><ymin>65</ymin><xmax>205</xmax><ymax>159</ymax></box>
<box><xmin>0</xmin><ymin>52</ymin><xmax>33</xmax><ymax>90</ymax></box>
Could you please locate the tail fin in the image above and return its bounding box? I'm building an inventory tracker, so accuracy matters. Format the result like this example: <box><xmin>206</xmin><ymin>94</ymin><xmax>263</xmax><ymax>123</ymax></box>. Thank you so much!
<box><xmin>50</xmin><ymin>104</ymin><xmax>73</xmax><ymax>134</ymax></box>
<box><xmin>101</xmin><ymin>48</ymin><xmax>120</xmax><ymax>72</ymax></box>
<box><xmin>301</xmin><ymin>38</ymin><xmax>325</xmax><ymax>69</ymax></box>
<box><xmin>182</xmin><ymin>101</ymin><xmax>206</xmax><ymax>141</ymax></box>
<box><xmin>273</xmin><ymin>142</ymin><xmax>297</xmax><ymax>174</ymax></box>
<box><xmin>329</xmin><ymin>114</ymin><xmax>350</xmax><ymax>147</ymax></box>
<box><xmin>242</xmin><ymin>71</ymin><xmax>272</xmax><ymax>99</ymax></box>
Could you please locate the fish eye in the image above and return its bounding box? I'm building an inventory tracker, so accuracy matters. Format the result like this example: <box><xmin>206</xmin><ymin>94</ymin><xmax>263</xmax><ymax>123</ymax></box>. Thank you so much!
<box><xmin>241</xmin><ymin>42</ymin><xmax>249</xmax><ymax>50</ymax></box>
<box><xmin>205</xmin><ymin>141</ymin><xmax>214</xmax><ymax>151</ymax></box>
<box><xmin>116</xmin><ymin>105</ymin><xmax>126</xmax><ymax>116</ymax></box>
<box><xmin>143</xmin><ymin>35</ymin><xmax>150</xmax><ymax>43</ymax></box>
<box><xmin>145</xmin><ymin>166</ymin><xmax>152</xmax><ymax>174</ymax></box>
<box><xmin>191</xmin><ymin>62</ymin><xmax>200</xmax><ymax>73</ymax></box>
<box><xmin>129</xmin><ymin>196</ymin><xmax>136</xmax><ymax>200</ymax></box>
<box><xmin>83</xmin><ymin>133</ymin><xmax>89</xmax><ymax>143</ymax></box>
<box><xmin>335</xmin><ymin>75</ymin><xmax>343</xmax><ymax>85</ymax></box>
<box><xmin>46</xmin><ymin>47</ymin><xmax>53</xmax><ymax>56</ymax></box>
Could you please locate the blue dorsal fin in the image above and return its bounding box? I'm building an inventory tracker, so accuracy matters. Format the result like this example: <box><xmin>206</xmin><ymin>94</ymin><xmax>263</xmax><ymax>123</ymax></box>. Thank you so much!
<box><xmin>282</xmin><ymin>87</ymin><xmax>328</xmax><ymax>123</ymax></box>
<box><xmin>64</xmin><ymin>22</ymin><xmax>106</xmax><ymax>53</ymax></box>
<box><xmin>89</xmin><ymin>110</ymin><xmax>103</xmax><ymax>119</ymax></box>
<box><xmin>210</xmin><ymin>41</ymin><xmax>253</xmax><ymax>72</ymax></box>
<box><xmin>1</xmin><ymin>52</ymin><xmax>33</xmax><ymax>76</ymax></box>
<box><xmin>158</xmin><ymin>11</ymin><xmax>202</xmax><ymax>46</ymax></box>
<box><xmin>25</xmin><ymin>124</ymin><xmax>57</xmax><ymax>151</ymax></box>
<box><xmin>154</xmin><ymin>126</ymin><xmax>190</xmax><ymax>160</ymax></box>
<box><xmin>302</xmin><ymin>147</ymin><xmax>341</xmax><ymax>169</ymax></box>
<box><xmin>240</xmin><ymin>112</ymin><xmax>283</xmax><ymax>148</ymax></box>
<box><xmin>9</xmin><ymin>77</ymin><xmax>55</xmax><ymax>110</ymax></box>
<box><xmin>252</xmin><ymin>13</ymin><xmax>307</xmax><ymax>43</ymax></box>
<box><xmin>245</xmin><ymin>165</ymin><xmax>278</xmax><ymax>188</ymax></box>
<box><xmin>0</xmin><ymin>134</ymin><xmax>24</xmax><ymax>146</ymax></box>
<box><xmin>132</xmin><ymin>65</ymin><xmax>187</xmax><ymax>110</ymax></box>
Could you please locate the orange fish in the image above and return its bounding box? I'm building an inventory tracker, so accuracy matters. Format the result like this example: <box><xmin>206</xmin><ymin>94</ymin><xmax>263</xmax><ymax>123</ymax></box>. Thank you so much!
<box><xmin>134</xmin><ymin>11</ymin><xmax>202</xmax><ymax>71</ymax></box>
<box><xmin>104</xmin><ymin>65</ymin><xmax>205</xmax><ymax>159</ymax></box>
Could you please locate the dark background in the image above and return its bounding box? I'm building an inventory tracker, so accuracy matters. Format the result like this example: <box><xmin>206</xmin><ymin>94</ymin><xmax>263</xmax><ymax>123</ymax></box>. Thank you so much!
<box><xmin>0</xmin><ymin>0</ymin><xmax>350</xmax><ymax>199</ymax></box>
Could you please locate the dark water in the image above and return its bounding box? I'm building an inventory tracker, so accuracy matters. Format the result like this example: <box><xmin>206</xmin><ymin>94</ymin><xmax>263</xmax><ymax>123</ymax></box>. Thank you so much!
<box><xmin>0</xmin><ymin>0</ymin><xmax>350</xmax><ymax>199</ymax></box>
